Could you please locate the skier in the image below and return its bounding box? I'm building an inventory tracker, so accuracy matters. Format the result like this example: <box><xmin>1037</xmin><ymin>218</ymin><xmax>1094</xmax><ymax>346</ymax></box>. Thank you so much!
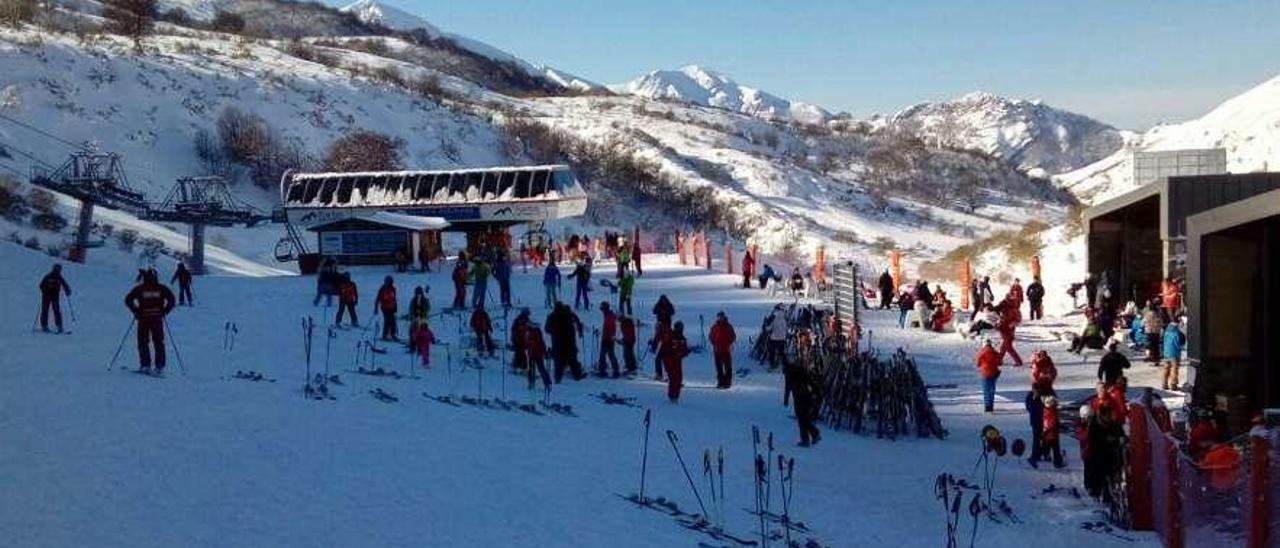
<box><xmin>171</xmin><ymin>262</ymin><xmax>194</xmax><ymax>306</ymax></box>
<box><xmin>1040</xmin><ymin>394</ymin><xmax>1065</xmax><ymax>468</ymax></box>
<box><xmin>783</xmin><ymin>359</ymin><xmax>822</xmax><ymax>447</ymax></box>
<box><xmin>1006</xmin><ymin>278</ymin><xmax>1024</xmax><ymax>311</ymax></box>
<box><xmin>658</xmin><ymin>320</ymin><xmax>691</xmax><ymax>402</ymax></box>
<box><xmin>1030</xmin><ymin>349</ymin><xmax>1057</xmax><ymax>392</ymax></box>
<box><xmin>758</xmin><ymin>264</ymin><xmax>777</xmax><ymax>290</ymax></box>
<box><xmin>451</xmin><ymin>252</ymin><xmax>468</xmax><ymax>310</ymax></box>
<box><xmin>897</xmin><ymin>290</ymin><xmax>915</xmax><ymax>329</ymax></box>
<box><xmin>511</xmin><ymin>308</ymin><xmax>531</xmax><ymax>372</ymax></box>
<box><xmin>618</xmin><ymin>269</ymin><xmax>635</xmax><ymax>316</ymax></box>
<box><xmin>620</xmin><ymin>312</ymin><xmax>638</xmax><ymax>375</ymax></box>
<box><xmin>913</xmin><ymin>280</ymin><xmax>933</xmax><ymax>329</ymax></box>
<box><xmin>651</xmin><ymin>295</ymin><xmax>676</xmax><ymax>379</ymax></box>
<box><xmin>418</xmin><ymin>240</ymin><xmax>432</xmax><ymax>272</ymax></box>
<box><xmin>788</xmin><ymin>268</ymin><xmax>804</xmax><ymax>295</ymax></box>
<box><xmin>314</xmin><ymin>257</ymin><xmax>339</xmax><ymax>306</ymax></box>
<box><xmin>414</xmin><ymin>322</ymin><xmax>435</xmax><ymax>368</ymax></box>
<box><xmin>596</xmin><ymin>302</ymin><xmax>620</xmax><ymax>378</ymax></box>
<box><xmin>335</xmin><ymin>273</ymin><xmax>359</xmax><ymax>327</ymax></box>
<box><xmin>124</xmin><ymin>269</ymin><xmax>176</xmax><ymax>374</ymax></box>
<box><xmin>1097</xmin><ymin>341</ymin><xmax>1130</xmax><ymax>385</ymax></box>
<box><xmin>394</xmin><ymin>247</ymin><xmax>409</xmax><ymax>273</ymax></box>
<box><xmin>408</xmin><ymin>286</ymin><xmax>430</xmax><ymax>351</ymax></box>
<box><xmin>470</xmin><ymin>305</ymin><xmax>495</xmax><ymax>356</ymax></box>
<box><xmin>975</xmin><ymin>338</ymin><xmax>1001</xmax><ymax>413</ymax></box>
<box><xmin>471</xmin><ymin>256</ymin><xmax>491</xmax><ymax>309</ymax></box>
<box><xmin>708</xmin><ymin>311</ymin><xmax>737</xmax><ymax>389</ymax></box>
<box><xmin>568</xmin><ymin>258</ymin><xmax>592</xmax><ymax>310</ymax></box>
<box><xmin>38</xmin><ymin>264</ymin><xmax>71</xmax><ymax>333</ymax></box>
<box><xmin>542</xmin><ymin>261</ymin><xmax>562</xmax><ymax>309</ymax></box>
<box><xmin>1026</xmin><ymin>276</ymin><xmax>1045</xmax><ymax>321</ymax></box>
<box><xmin>978</xmin><ymin>276</ymin><xmax>994</xmax><ymax>307</ymax></box>
<box><xmin>741</xmin><ymin>248</ymin><xmax>755</xmax><ymax>288</ymax></box>
<box><xmin>1161</xmin><ymin>277</ymin><xmax>1182</xmax><ymax>318</ymax></box>
<box><xmin>493</xmin><ymin>251</ymin><xmax>513</xmax><ymax>308</ymax></box>
<box><xmin>545</xmin><ymin>303</ymin><xmax>585</xmax><ymax>382</ymax></box>
<box><xmin>374</xmin><ymin>276</ymin><xmax>398</xmax><ymax>341</ymax></box>
<box><xmin>1095</xmin><ymin>270</ymin><xmax>1114</xmax><ymax>312</ymax></box>
<box><xmin>1024</xmin><ymin>385</ymin><xmax>1045</xmax><ymax>467</ymax></box>
<box><xmin>997</xmin><ymin>301</ymin><xmax>1022</xmax><ymax>367</ymax></box>
<box><xmin>766</xmin><ymin>305</ymin><xmax>788</xmax><ymax>371</ymax></box>
<box><xmin>1161</xmin><ymin>321</ymin><xmax>1186</xmax><ymax>391</ymax></box>
<box><xmin>524</xmin><ymin>321</ymin><xmax>552</xmax><ymax>391</ymax></box>
<box><xmin>878</xmin><ymin>269</ymin><xmax>894</xmax><ymax>309</ymax></box>
<box><xmin>616</xmin><ymin>242</ymin><xmax>631</xmax><ymax>280</ymax></box>
<box><xmin>1083</xmin><ymin>272</ymin><xmax>1098</xmax><ymax>310</ymax></box>
<box><xmin>631</xmin><ymin>237</ymin><xmax>643</xmax><ymax>277</ymax></box>
<box><xmin>1142</xmin><ymin>299</ymin><xmax>1164</xmax><ymax>363</ymax></box>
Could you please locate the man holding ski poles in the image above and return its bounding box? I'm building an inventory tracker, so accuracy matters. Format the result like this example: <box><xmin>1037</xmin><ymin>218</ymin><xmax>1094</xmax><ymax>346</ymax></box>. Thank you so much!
<box><xmin>38</xmin><ymin>263</ymin><xmax>71</xmax><ymax>333</ymax></box>
<box><xmin>124</xmin><ymin>269</ymin><xmax>176</xmax><ymax>375</ymax></box>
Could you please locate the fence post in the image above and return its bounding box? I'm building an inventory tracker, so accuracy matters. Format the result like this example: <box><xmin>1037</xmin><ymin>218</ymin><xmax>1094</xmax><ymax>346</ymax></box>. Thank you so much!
<box><xmin>1128</xmin><ymin>403</ymin><xmax>1154</xmax><ymax>530</ymax></box>
<box><xmin>1249</xmin><ymin>432</ymin><xmax>1269</xmax><ymax>548</ymax></box>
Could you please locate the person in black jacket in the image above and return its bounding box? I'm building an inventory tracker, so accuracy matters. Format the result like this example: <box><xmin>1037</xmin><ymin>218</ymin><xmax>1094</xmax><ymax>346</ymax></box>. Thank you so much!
<box><xmin>38</xmin><ymin>264</ymin><xmax>71</xmax><ymax>333</ymax></box>
<box><xmin>124</xmin><ymin>270</ymin><xmax>176</xmax><ymax>374</ymax></box>
<box><xmin>545</xmin><ymin>303</ymin><xmax>585</xmax><ymax>382</ymax></box>
<box><xmin>783</xmin><ymin>359</ymin><xmax>822</xmax><ymax>447</ymax></box>
<box><xmin>1026</xmin><ymin>276</ymin><xmax>1045</xmax><ymax>320</ymax></box>
<box><xmin>1097</xmin><ymin>342</ymin><xmax>1131</xmax><ymax>385</ymax></box>
<box><xmin>171</xmin><ymin>262</ymin><xmax>194</xmax><ymax>306</ymax></box>
<box><xmin>878</xmin><ymin>270</ymin><xmax>894</xmax><ymax>309</ymax></box>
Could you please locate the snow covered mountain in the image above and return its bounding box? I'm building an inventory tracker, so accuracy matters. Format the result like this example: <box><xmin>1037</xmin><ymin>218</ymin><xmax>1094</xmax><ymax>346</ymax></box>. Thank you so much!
<box><xmin>1057</xmin><ymin>73</ymin><xmax>1280</xmax><ymax>203</ymax></box>
<box><xmin>611</xmin><ymin>66</ymin><xmax>831</xmax><ymax>125</ymax></box>
<box><xmin>338</xmin><ymin>0</ymin><xmax>599</xmax><ymax>92</ymax></box>
<box><xmin>885</xmin><ymin>91</ymin><xmax>1127</xmax><ymax>176</ymax></box>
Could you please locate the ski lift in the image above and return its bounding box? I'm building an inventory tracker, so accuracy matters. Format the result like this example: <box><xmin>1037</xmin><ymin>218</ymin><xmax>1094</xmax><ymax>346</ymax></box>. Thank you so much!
<box><xmin>521</xmin><ymin>223</ymin><xmax>552</xmax><ymax>250</ymax></box>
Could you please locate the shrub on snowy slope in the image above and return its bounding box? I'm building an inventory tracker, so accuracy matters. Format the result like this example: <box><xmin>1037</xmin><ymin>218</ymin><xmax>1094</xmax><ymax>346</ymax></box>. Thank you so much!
<box><xmin>323</xmin><ymin>129</ymin><xmax>403</xmax><ymax>172</ymax></box>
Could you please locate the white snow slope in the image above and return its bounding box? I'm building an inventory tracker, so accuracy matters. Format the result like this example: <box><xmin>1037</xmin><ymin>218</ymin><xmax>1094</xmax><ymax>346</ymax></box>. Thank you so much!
<box><xmin>0</xmin><ymin>241</ymin><xmax>1159</xmax><ymax>547</ymax></box>
<box><xmin>886</xmin><ymin>91</ymin><xmax>1128</xmax><ymax>176</ymax></box>
<box><xmin>611</xmin><ymin>66</ymin><xmax>831</xmax><ymax>125</ymax></box>
<box><xmin>1056</xmin><ymin>73</ymin><xmax>1280</xmax><ymax>204</ymax></box>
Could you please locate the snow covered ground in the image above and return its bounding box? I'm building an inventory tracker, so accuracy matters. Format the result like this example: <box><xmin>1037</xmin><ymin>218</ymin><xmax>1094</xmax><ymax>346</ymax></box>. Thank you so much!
<box><xmin>0</xmin><ymin>240</ymin><xmax>1163</xmax><ymax>547</ymax></box>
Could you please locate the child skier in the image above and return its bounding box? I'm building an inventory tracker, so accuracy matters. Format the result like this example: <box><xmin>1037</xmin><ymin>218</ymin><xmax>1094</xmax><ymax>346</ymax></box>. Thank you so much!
<box><xmin>1041</xmin><ymin>394</ymin><xmax>1065</xmax><ymax>468</ymax></box>
<box><xmin>470</xmin><ymin>305</ymin><xmax>495</xmax><ymax>357</ymax></box>
<box><xmin>414</xmin><ymin>323</ymin><xmax>436</xmax><ymax>369</ymax></box>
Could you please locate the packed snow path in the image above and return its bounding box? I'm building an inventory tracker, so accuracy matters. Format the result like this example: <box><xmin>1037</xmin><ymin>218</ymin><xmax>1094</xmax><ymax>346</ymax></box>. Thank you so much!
<box><xmin>0</xmin><ymin>245</ymin><xmax>1158</xmax><ymax>547</ymax></box>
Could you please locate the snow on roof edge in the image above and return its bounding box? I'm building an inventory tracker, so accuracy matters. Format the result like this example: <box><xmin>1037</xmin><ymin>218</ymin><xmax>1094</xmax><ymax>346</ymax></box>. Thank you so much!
<box><xmin>291</xmin><ymin>164</ymin><xmax>572</xmax><ymax>181</ymax></box>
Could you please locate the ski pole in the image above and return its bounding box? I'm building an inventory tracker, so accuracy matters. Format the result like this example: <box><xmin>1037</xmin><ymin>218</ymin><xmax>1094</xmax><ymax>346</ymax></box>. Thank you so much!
<box><xmin>765</xmin><ymin>432</ymin><xmax>774</xmax><ymax>513</ymax></box>
<box><xmin>717</xmin><ymin>446</ymin><xmax>725</xmax><ymax>531</ymax></box>
<box><xmin>755</xmin><ymin>455</ymin><xmax>768</xmax><ymax>548</ymax></box>
<box><xmin>164</xmin><ymin>317</ymin><xmax>188</xmax><ymax>375</ymax></box>
<box><xmin>968</xmin><ymin>493</ymin><xmax>982</xmax><ymax>548</ymax></box>
<box><xmin>303</xmin><ymin>317</ymin><xmax>314</xmax><ymax>398</ymax></box>
<box><xmin>665</xmin><ymin>430</ymin><xmax>709</xmax><ymax>520</ymax></box>
<box><xmin>66</xmin><ymin>295</ymin><xmax>78</xmax><ymax>325</ymax></box>
<box><xmin>703</xmin><ymin>450</ymin><xmax>717</xmax><ymax>529</ymax></box>
<box><xmin>31</xmin><ymin>301</ymin><xmax>40</xmax><ymax>333</ymax></box>
<box><xmin>106</xmin><ymin>318</ymin><xmax>136</xmax><ymax>371</ymax></box>
<box><xmin>639</xmin><ymin>408</ymin><xmax>651</xmax><ymax>504</ymax></box>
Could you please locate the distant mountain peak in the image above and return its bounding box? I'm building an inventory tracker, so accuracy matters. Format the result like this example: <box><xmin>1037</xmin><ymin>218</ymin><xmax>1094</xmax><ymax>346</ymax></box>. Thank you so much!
<box><xmin>611</xmin><ymin>66</ymin><xmax>831</xmax><ymax>124</ymax></box>
<box><xmin>888</xmin><ymin>92</ymin><xmax>1124</xmax><ymax>175</ymax></box>
<box><xmin>339</xmin><ymin>0</ymin><xmax>439</xmax><ymax>34</ymax></box>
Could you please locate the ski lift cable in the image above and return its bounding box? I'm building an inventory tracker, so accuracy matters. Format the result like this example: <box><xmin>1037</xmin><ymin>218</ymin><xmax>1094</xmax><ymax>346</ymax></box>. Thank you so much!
<box><xmin>0</xmin><ymin>139</ymin><xmax>59</xmax><ymax>169</ymax></box>
<box><xmin>0</xmin><ymin>113</ymin><xmax>81</xmax><ymax>150</ymax></box>
<box><xmin>0</xmin><ymin>159</ymin><xmax>27</xmax><ymax>179</ymax></box>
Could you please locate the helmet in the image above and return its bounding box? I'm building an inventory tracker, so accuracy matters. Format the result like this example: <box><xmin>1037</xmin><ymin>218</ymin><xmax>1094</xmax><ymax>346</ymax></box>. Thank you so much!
<box><xmin>1079</xmin><ymin>404</ymin><xmax>1095</xmax><ymax>421</ymax></box>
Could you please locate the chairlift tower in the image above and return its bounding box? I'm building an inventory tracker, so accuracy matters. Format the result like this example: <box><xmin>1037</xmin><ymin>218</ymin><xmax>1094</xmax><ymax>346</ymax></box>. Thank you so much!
<box><xmin>140</xmin><ymin>176</ymin><xmax>270</xmax><ymax>274</ymax></box>
<box><xmin>29</xmin><ymin>145</ymin><xmax>147</xmax><ymax>262</ymax></box>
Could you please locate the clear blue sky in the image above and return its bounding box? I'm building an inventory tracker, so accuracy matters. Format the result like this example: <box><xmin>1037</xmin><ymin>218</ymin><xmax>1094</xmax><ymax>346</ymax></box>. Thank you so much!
<box><xmin>360</xmin><ymin>1</ymin><xmax>1280</xmax><ymax>129</ymax></box>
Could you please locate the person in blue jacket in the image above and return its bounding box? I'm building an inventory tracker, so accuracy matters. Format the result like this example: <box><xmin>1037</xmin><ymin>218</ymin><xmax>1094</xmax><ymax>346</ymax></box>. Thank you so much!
<box><xmin>493</xmin><ymin>251</ymin><xmax>513</xmax><ymax>308</ymax></box>
<box><xmin>542</xmin><ymin>262</ymin><xmax>561</xmax><ymax>309</ymax></box>
<box><xmin>1161</xmin><ymin>322</ymin><xmax>1186</xmax><ymax>391</ymax></box>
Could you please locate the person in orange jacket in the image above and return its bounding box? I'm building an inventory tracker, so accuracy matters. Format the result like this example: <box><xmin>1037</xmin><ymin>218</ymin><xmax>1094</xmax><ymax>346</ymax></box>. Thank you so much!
<box><xmin>976</xmin><ymin>339</ymin><xmax>1002</xmax><ymax>413</ymax></box>
<box><xmin>997</xmin><ymin>301</ymin><xmax>1023</xmax><ymax>367</ymax></box>
<box><xmin>1161</xmin><ymin>277</ymin><xmax>1182</xmax><ymax>317</ymax></box>
<box><xmin>1030</xmin><ymin>349</ymin><xmax>1057</xmax><ymax>391</ymax></box>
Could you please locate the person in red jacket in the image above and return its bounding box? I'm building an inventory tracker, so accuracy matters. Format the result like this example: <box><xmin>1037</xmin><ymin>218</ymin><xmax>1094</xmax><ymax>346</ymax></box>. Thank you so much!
<box><xmin>525</xmin><ymin>322</ymin><xmax>552</xmax><ymax>392</ymax></box>
<box><xmin>596</xmin><ymin>302</ymin><xmax>620</xmax><ymax>377</ymax></box>
<box><xmin>451</xmin><ymin>252</ymin><xmax>468</xmax><ymax>309</ymax></box>
<box><xmin>659</xmin><ymin>321</ymin><xmax>692</xmax><ymax>402</ymax></box>
<box><xmin>414</xmin><ymin>323</ymin><xmax>435</xmax><ymax>368</ymax></box>
<box><xmin>620</xmin><ymin>313</ymin><xmax>638</xmax><ymax>375</ymax></box>
<box><xmin>1007</xmin><ymin>278</ymin><xmax>1024</xmax><ymax>308</ymax></box>
<box><xmin>997</xmin><ymin>301</ymin><xmax>1023</xmax><ymax>367</ymax></box>
<box><xmin>124</xmin><ymin>269</ymin><xmax>176</xmax><ymax>374</ymax></box>
<box><xmin>1029</xmin><ymin>349</ymin><xmax>1057</xmax><ymax>391</ymax></box>
<box><xmin>510</xmin><ymin>309</ymin><xmax>531</xmax><ymax>372</ymax></box>
<box><xmin>708</xmin><ymin>311</ymin><xmax>737</xmax><ymax>389</ymax></box>
<box><xmin>1161</xmin><ymin>277</ymin><xmax>1182</xmax><ymax>317</ymax></box>
<box><xmin>470</xmin><ymin>305</ymin><xmax>495</xmax><ymax>356</ymax></box>
<box><xmin>976</xmin><ymin>339</ymin><xmax>1002</xmax><ymax>413</ymax></box>
<box><xmin>1041</xmin><ymin>394</ymin><xmax>1065</xmax><ymax>468</ymax></box>
<box><xmin>374</xmin><ymin>276</ymin><xmax>398</xmax><ymax>341</ymax></box>
<box><xmin>741</xmin><ymin>250</ymin><xmax>755</xmax><ymax>288</ymax></box>
<box><xmin>335</xmin><ymin>273</ymin><xmax>359</xmax><ymax>327</ymax></box>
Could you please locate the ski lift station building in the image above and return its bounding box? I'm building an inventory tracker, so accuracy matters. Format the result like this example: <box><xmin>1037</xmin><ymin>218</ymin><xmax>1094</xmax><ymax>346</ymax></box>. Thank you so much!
<box><xmin>278</xmin><ymin>165</ymin><xmax>587</xmax><ymax>269</ymax></box>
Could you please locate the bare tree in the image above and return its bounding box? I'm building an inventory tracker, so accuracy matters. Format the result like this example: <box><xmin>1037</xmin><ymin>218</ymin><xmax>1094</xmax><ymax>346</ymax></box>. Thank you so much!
<box><xmin>103</xmin><ymin>0</ymin><xmax>157</xmax><ymax>49</ymax></box>
<box><xmin>0</xmin><ymin>0</ymin><xmax>38</xmax><ymax>28</ymax></box>
<box><xmin>323</xmin><ymin>130</ymin><xmax>404</xmax><ymax>172</ymax></box>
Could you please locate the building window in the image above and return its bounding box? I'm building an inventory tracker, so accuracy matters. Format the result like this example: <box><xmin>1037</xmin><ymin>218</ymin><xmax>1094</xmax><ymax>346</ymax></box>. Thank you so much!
<box><xmin>323</xmin><ymin>230</ymin><xmax>408</xmax><ymax>256</ymax></box>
